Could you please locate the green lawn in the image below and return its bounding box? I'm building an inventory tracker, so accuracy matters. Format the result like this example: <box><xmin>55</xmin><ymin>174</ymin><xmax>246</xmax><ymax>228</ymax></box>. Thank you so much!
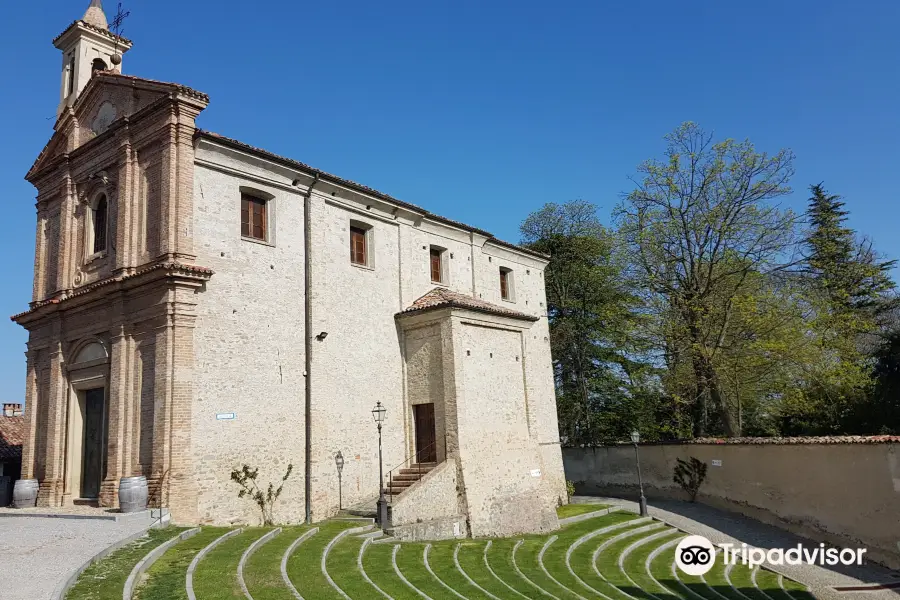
<box><xmin>190</xmin><ymin>528</ymin><xmax>271</xmax><ymax>599</ymax></box>
<box><xmin>66</xmin><ymin>527</ymin><xmax>188</xmax><ymax>600</ymax></box>
<box><xmin>556</xmin><ymin>503</ymin><xmax>609</xmax><ymax>519</ymax></box>
<box><xmin>134</xmin><ymin>527</ymin><xmax>230</xmax><ymax>600</ymax></box>
<box><xmin>66</xmin><ymin>512</ymin><xmax>816</xmax><ymax>600</ymax></box>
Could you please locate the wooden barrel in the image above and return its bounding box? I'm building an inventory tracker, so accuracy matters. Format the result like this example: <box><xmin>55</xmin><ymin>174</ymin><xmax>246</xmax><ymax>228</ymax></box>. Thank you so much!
<box><xmin>12</xmin><ymin>479</ymin><xmax>38</xmax><ymax>508</ymax></box>
<box><xmin>118</xmin><ymin>476</ymin><xmax>149</xmax><ymax>513</ymax></box>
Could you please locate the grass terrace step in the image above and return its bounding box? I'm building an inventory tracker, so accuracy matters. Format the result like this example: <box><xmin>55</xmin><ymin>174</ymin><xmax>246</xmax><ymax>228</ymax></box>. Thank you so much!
<box><xmin>190</xmin><ymin>528</ymin><xmax>271</xmax><ymax>599</ymax></box>
<box><xmin>326</xmin><ymin>532</ymin><xmax>385</xmax><ymax>599</ymax></box>
<box><xmin>283</xmin><ymin>521</ymin><xmax>361</xmax><ymax>599</ymax></box>
<box><xmin>427</xmin><ymin>542</ymin><xmax>495</xmax><ymax>600</ymax></box>
<box><xmin>557</xmin><ymin>504</ymin><xmax>610</xmax><ymax>519</ymax></box>
<box><xmin>394</xmin><ymin>543</ymin><xmax>450</xmax><ymax>599</ymax></box>
<box><xmin>650</xmin><ymin>543</ymin><xmax>714</xmax><ymax>600</ymax></box>
<box><xmin>621</xmin><ymin>528</ymin><xmax>683</xmax><ymax>600</ymax></box>
<box><xmin>595</xmin><ymin>525</ymin><xmax>667</xmax><ymax>593</ymax></box>
<box><xmin>755</xmin><ymin>568</ymin><xmax>795</xmax><ymax>600</ymax></box>
<box><xmin>59</xmin><ymin>514</ymin><xmax>820</xmax><ymax>600</ymax></box>
<box><xmin>242</xmin><ymin>526</ymin><xmax>310</xmax><ymax>600</ymax></box>
<box><xmin>455</xmin><ymin>540</ymin><xmax>522</xmax><ymax>599</ymax></box>
<box><xmin>567</xmin><ymin>517</ymin><xmax>650</xmax><ymax>600</ymax></box>
<box><xmin>65</xmin><ymin>527</ymin><xmax>189</xmax><ymax>600</ymax></box>
<box><xmin>542</xmin><ymin>512</ymin><xmax>637</xmax><ymax>598</ymax></box>
<box><xmin>485</xmin><ymin>538</ymin><xmax>543</xmax><ymax>599</ymax></box>
<box><xmin>134</xmin><ymin>527</ymin><xmax>231</xmax><ymax>600</ymax></box>
<box><xmin>361</xmin><ymin>541</ymin><xmax>421</xmax><ymax>600</ymax></box>
<box><xmin>728</xmin><ymin>563</ymin><xmax>774</xmax><ymax>600</ymax></box>
<box><xmin>515</xmin><ymin>535</ymin><xmax>583</xmax><ymax>600</ymax></box>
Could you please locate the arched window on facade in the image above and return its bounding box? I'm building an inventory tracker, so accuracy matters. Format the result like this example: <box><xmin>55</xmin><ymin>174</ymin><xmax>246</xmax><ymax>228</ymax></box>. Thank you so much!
<box><xmin>92</xmin><ymin>194</ymin><xmax>108</xmax><ymax>254</ymax></box>
<box><xmin>92</xmin><ymin>58</ymin><xmax>108</xmax><ymax>74</ymax></box>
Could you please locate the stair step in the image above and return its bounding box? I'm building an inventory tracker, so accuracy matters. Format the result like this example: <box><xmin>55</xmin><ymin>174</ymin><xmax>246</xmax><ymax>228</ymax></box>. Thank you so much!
<box><xmin>391</xmin><ymin>473</ymin><xmax>425</xmax><ymax>482</ymax></box>
<box><xmin>398</xmin><ymin>467</ymin><xmax>435</xmax><ymax>476</ymax></box>
<box><xmin>387</xmin><ymin>481</ymin><xmax>416</xmax><ymax>490</ymax></box>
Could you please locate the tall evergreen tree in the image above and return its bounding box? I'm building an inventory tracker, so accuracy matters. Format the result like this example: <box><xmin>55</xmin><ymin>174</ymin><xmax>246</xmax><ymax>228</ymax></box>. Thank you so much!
<box><xmin>782</xmin><ymin>184</ymin><xmax>899</xmax><ymax>434</ymax></box>
<box><xmin>805</xmin><ymin>183</ymin><xmax>895</xmax><ymax>313</ymax></box>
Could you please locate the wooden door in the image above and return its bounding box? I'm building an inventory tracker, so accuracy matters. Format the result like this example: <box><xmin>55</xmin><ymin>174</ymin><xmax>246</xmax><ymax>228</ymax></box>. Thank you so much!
<box><xmin>81</xmin><ymin>388</ymin><xmax>105</xmax><ymax>499</ymax></box>
<box><xmin>413</xmin><ymin>403</ymin><xmax>437</xmax><ymax>463</ymax></box>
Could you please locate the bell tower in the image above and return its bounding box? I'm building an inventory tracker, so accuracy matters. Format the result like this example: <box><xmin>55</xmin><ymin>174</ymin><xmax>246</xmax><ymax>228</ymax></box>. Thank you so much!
<box><xmin>53</xmin><ymin>0</ymin><xmax>132</xmax><ymax>116</ymax></box>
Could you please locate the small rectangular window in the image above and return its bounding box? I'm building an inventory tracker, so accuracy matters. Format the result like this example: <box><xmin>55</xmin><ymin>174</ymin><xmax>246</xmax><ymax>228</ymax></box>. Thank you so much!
<box><xmin>92</xmin><ymin>195</ymin><xmax>108</xmax><ymax>254</ymax></box>
<box><xmin>241</xmin><ymin>194</ymin><xmax>267</xmax><ymax>241</ymax></box>
<box><xmin>350</xmin><ymin>226</ymin><xmax>367</xmax><ymax>265</ymax></box>
<box><xmin>67</xmin><ymin>56</ymin><xmax>75</xmax><ymax>97</ymax></box>
<box><xmin>500</xmin><ymin>267</ymin><xmax>512</xmax><ymax>300</ymax></box>
<box><xmin>430</xmin><ymin>248</ymin><xmax>443</xmax><ymax>283</ymax></box>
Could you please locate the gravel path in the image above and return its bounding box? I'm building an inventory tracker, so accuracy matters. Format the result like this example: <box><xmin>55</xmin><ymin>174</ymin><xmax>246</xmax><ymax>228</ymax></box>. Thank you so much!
<box><xmin>0</xmin><ymin>514</ymin><xmax>155</xmax><ymax>600</ymax></box>
<box><xmin>574</xmin><ymin>496</ymin><xmax>900</xmax><ymax>600</ymax></box>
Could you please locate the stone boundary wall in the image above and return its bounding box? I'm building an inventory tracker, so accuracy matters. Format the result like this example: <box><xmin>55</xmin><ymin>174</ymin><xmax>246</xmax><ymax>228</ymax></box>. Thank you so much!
<box><xmin>562</xmin><ymin>438</ymin><xmax>900</xmax><ymax>570</ymax></box>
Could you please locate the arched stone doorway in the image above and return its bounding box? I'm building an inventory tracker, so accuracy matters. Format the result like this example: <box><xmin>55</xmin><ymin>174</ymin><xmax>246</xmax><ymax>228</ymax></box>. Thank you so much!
<box><xmin>65</xmin><ymin>339</ymin><xmax>109</xmax><ymax>502</ymax></box>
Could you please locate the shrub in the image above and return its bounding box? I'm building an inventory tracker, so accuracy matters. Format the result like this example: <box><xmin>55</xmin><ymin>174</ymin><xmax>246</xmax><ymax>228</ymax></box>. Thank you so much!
<box><xmin>566</xmin><ymin>480</ymin><xmax>576</xmax><ymax>498</ymax></box>
<box><xmin>672</xmin><ymin>457</ymin><xmax>707</xmax><ymax>502</ymax></box>
<box><xmin>230</xmin><ymin>463</ymin><xmax>293</xmax><ymax>525</ymax></box>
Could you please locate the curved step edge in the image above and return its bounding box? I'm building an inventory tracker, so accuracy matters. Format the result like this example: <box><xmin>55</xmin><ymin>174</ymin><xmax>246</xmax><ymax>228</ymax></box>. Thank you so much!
<box><xmin>281</xmin><ymin>527</ymin><xmax>319</xmax><ymax>600</ymax></box>
<box><xmin>123</xmin><ymin>527</ymin><xmax>201</xmax><ymax>600</ymax></box>
<box><xmin>358</xmin><ymin>537</ymin><xmax>395</xmax><ymax>600</ymax></box>
<box><xmin>591</xmin><ymin>522</ymin><xmax>665</xmax><ymax>590</ymax></box>
<box><xmin>453</xmin><ymin>543</ymin><xmax>502</xmax><ymax>600</ymax></box>
<box><xmin>617</xmin><ymin>529</ymin><xmax>680</xmax><ymax>600</ymax></box>
<box><xmin>186</xmin><ymin>528</ymin><xmax>243</xmax><ymax>600</ymax></box>
<box><xmin>646</xmin><ymin>534</ymin><xmax>703</xmax><ymax>600</ymax></box>
<box><xmin>695</xmin><ymin>551</ymin><xmax>735</xmax><ymax>600</ymax></box>
<box><xmin>482</xmin><ymin>540</ymin><xmax>532</xmax><ymax>600</ymax></box>
<box><xmin>238</xmin><ymin>527</ymin><xmax>282</xmax><ymax>600</ymax></box>
<box><xmin>565</xmin><ymin>520</ymin><xmax>649</xmax><ymax>600</ymax></box>
<box><xmin>724</xmin><ymin>561</ymin><xmax>759</xmax><ymax>600</ymax></box>
<box><xmin>394</xmin><ymin>544</ymin><xmax>435</xmax><ymax>600</ymax></box>
<box><xmin>538</xmin><ymin>535</ymin><xmax>589</xmax><ymax>600</ymax></box>
<box><xmin>322</xmin><ymin>524</ymin><xmax>375</xmax><ymax>599</ymax></box>
<box><xmin>423</xmin><ymin>544</ymin><xmax>468</xmax><ymax>600</ymax></box>
<box><xmin>512</xmin><ymin>539</ymin><xmax>561</xmax><ymax>600</ymax></box>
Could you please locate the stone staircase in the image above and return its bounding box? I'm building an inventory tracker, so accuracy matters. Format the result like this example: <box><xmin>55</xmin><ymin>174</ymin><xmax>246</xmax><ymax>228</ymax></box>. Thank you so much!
<box><xmin>385</xmin><ymin>462</ymin><xmax>437</xmax><ymax>499</ymax></box>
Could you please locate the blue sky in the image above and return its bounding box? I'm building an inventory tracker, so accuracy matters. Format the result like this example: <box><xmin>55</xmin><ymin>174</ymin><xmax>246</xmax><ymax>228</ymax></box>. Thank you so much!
<box><xmin>1</xmin><ymin>0</ymin><xmax>899</xmax><ymax>402</ymax></box>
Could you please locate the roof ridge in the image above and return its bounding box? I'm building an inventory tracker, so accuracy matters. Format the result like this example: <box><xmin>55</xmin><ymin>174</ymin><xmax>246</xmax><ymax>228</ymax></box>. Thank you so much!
<box><xmin>399</xmin><ymin>287</ymin><xmax>540</xmax><ymax>322</ymax></box>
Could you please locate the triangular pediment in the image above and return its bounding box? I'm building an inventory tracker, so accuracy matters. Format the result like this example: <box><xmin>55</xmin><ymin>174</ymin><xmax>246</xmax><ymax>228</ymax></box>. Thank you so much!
<box><xmin>27</xmin><ymin>72</ymin><xmax>208</xmax><ymax>181</ymax></box>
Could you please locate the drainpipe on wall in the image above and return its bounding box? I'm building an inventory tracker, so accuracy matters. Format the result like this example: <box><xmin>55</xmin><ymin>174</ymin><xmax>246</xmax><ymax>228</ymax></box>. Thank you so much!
<box><xmin>303</xmin><ymin>173</ymin><xmax>320</xmax><ymax>525</ymax></box>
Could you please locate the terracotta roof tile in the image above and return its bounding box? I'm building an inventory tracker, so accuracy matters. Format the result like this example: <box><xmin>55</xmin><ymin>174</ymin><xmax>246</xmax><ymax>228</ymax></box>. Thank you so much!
<box><xmin>398</xmin><ymin>288</ymin><xmax>539</xmax><ymax>321</ymax></box>
<box><xmin>0</xmin><ymin>417</ymin><xmax>25</xmax><ymax>461</ymax></box>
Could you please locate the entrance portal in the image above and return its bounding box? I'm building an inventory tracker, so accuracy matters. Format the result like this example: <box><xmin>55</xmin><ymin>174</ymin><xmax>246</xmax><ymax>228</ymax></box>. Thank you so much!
<box><xmin>413</xmin><ymin>403</ymin><xmax>437</xmax><ymax>463</ymax></box>
<box><xmin>80</xmin><ymin>388</ymin><xmax>105</xmax><ymax>499</ymax></box>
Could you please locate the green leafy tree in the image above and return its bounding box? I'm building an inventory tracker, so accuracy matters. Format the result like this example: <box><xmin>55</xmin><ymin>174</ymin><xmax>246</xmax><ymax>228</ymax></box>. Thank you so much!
<box><xmin>615</xmin><ymin>122</ymin><xmax>797</xmax><ymax>437</ymax></box>
<box><xmin>521</xmin><ymin>200</ymin><xmax>671</xmax><ymax>444</ymax></box>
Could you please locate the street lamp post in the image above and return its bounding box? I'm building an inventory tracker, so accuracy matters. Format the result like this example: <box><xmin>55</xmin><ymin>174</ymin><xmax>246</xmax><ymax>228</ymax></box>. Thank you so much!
<box><xmin>631</xmin><ymin>430</ymin><xmax>648</xmax><ymax>517</ymax></box>
<box><xmin>335</xmin><ymin>451</ymin><xmax>345</xmax><ymax>511</ymax></box>
<box><xmin>372</xmin><ymin>401</ymin><xmax>388</xmax><ymax>529</ymax></box>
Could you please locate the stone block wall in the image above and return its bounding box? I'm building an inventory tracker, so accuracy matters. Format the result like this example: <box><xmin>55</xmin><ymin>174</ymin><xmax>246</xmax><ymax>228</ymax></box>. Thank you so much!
<box><xmin>391</xmin><ymin>457</ymin><xmax>463</xmax><ymax>528</ymax></box>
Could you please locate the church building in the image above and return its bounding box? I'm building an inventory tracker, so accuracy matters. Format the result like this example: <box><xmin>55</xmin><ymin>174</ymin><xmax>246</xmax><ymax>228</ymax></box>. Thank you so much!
<box><xmin>12</xmin><ymin>0</ymin><xmax>566</xmax><ymax>538</ymax></box>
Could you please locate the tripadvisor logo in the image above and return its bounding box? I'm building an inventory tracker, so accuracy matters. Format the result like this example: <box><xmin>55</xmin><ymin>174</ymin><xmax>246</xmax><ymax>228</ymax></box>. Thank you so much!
<box><xmin>676</xmin><ymin>536</ymin><xmax>717</xmax><ymax>575</ymax></box>
<box><xmin>674</xmin><ymin>535</ymin><xmax>868</xmax><ymax>575</ymax></box>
